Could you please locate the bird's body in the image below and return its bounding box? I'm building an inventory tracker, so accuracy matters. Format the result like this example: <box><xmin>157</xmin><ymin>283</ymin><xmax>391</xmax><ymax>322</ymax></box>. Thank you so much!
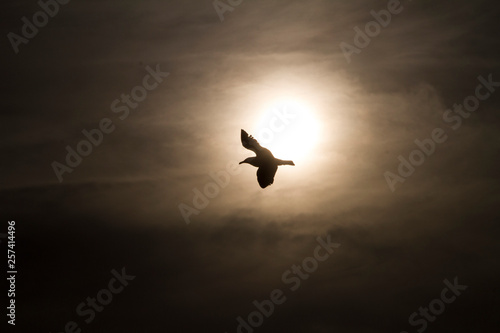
<box><xmin>239</xmin><ymin>129</ymin><xmax>295</xmax><ymax>188</ymax></box>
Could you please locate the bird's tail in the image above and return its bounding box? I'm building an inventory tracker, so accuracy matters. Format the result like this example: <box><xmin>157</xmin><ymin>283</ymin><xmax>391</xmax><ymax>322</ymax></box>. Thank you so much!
<box><xmin>277</xmin><ymin>159</ymin><xmax>295</xmax><ymax>166</ymax></box>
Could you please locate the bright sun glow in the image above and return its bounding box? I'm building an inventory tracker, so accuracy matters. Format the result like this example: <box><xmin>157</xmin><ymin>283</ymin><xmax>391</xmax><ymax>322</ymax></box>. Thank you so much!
<box><xmin>252</xmin><ymin>99</ymin><xmax>321</xmax><ymax>164</ymax></box>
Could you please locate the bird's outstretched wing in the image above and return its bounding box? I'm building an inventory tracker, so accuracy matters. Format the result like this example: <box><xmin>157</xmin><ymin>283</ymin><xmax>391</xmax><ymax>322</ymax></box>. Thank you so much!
<box><xmin>257</xmin><ymin>164</ymin><xmax>278</xmax><ymax>188</ymax></box>
<box><xmin>241</xmin><ymin>129</ymin><xmax>263</xmax><ymax>153</ymax></box>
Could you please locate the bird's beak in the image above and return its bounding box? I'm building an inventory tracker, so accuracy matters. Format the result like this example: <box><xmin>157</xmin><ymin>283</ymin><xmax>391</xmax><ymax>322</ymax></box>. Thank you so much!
<box><xmin>239</xmin><ymin>161</ymin><xmax>244</xmax><ymax>164</ymax></box>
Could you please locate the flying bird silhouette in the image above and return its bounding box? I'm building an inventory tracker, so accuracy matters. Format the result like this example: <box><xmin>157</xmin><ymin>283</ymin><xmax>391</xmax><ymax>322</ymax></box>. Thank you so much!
<box><xmin>239</xmin><ymin>129</ymin><xmax>295</xmax><ymax>188</ymax></box>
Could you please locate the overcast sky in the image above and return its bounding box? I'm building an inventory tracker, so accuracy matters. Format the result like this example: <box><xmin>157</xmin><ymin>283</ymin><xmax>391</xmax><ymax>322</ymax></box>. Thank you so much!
<box><xmin>1</xmin><ymin>0</ymin><xmax>500</xmax><ymax>332</ymax></box>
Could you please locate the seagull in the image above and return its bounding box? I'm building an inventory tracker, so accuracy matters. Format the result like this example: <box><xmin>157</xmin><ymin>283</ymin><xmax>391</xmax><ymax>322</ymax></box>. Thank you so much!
<box><xmin>239</xmin><ymin>129</ymin><xmax>295</xmax><ymax>188</ymax></box>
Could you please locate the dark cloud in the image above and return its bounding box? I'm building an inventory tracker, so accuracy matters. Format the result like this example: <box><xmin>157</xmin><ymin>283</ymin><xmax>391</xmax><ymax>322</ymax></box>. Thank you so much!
<box><xmin>2</xmin><ymin>181</ymin><xmax>499</xmax><ymax>332</ymax></box>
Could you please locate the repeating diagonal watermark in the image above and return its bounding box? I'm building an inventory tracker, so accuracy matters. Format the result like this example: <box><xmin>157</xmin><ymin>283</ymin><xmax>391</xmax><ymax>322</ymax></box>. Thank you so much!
<box><xmin>50</xmin><ymin>267</ymin><xmax>135</xmax><ymax>333</ymax></box>
<box><xmin>224</xmin><ymin>234</ymin><xmax>340</xmax><ymax>333</ymax></box>
<box><xmin>213</xmin><ymin>0</ymin><xmax>245</xmax><ymax>22</ymax></box>
<box><xmin>400</xmin><ymin>276</ymin><xmax>467</xmax><ymax>333</ymax></box>
<box><xmin>51</xmin><ymin>64</ymin><xmax>169</xmax><ymax>183</ymax></box>
<box><xmin>339</xmin><ymin>0</ymin><xmax>410</xmax><ymax>64</ymax></box>
<box><xmin>7</xmin><ymin>0</ymin><xmax>71</xmax><ymax>54</ymax></box>
<box><xmin>384</xmin><ymin>73</ymin><xmax>499</xmax><ymax>192</ymax></box>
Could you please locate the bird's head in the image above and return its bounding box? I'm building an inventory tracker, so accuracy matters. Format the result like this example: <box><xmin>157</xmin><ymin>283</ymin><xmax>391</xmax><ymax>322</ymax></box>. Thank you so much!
<box><xmin>239</xmin><ymin>157</ymin><xmax>255</xmax><ymax>165</ymax></box>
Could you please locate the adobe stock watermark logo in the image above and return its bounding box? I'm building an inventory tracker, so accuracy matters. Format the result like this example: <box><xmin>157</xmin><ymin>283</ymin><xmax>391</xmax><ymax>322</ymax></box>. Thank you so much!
<box><xmin>253</xmin><ymin>103</ymin><xmax>298</xmax><ymax>146</ymax></box>
<box><xmin>178</xmin><ymin>104</ymin><xmax>297</xmax><ymax>225</ymax></box>
<box><xmin>51</xmin><ymin>64</ymin><xmax>169</xmax><ymax>183</ymax></box>
<box><xmin>224</xmin><ymin>234</ymin><xmax>340</xmax><ymax>333</ymax></box>
<box><xmin>7</xmin><ymin>0</ymin><xmax>71</xmax><ymax>54</ymax></box>
<box><xmin>400</xmin><ymin>276</ymin><xmax>467</xmax><ymax>333</ymax></box>
<box><xmin>384</xmin><ymin>73</ymin><xmax>499</xmax><ymax>192</ymax></box>
<box><xmin>178</xmin><ymin>161</ymin><xmax>242</xmax><ymax>225</ymax></box>
<box><xmin>213</xmin><ymin>0</ymin><xmax>245</xmax><ymax>22</ymax></box>
<box><xmin>50</xmin><ymin>267</ymin><xmax>135</xmax><ymax>333</ymax></box>
<box><xmin>339</xmin><ymin>0</ymin><xmax>408</xmax><ymax>64</ymax></box>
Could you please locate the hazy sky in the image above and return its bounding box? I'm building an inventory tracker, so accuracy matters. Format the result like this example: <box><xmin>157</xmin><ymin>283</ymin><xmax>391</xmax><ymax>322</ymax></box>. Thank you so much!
<box><xmin>1</xmin><ymin>0</ymin><xmax>500</xmax><ymax>332</ymax></box>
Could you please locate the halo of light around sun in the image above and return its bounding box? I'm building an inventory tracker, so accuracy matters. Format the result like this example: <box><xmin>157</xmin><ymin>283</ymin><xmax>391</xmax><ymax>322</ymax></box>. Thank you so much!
<box><xmin>252</xmin><ymin>99</ymin><xmax>321</xmax><ymax>164</ymax></box>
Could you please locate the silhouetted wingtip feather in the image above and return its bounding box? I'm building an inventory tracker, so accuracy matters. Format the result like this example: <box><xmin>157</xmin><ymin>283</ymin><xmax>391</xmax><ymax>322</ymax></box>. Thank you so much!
<box><xmin>240</xmin><ymin>129</ymin><xmax>248</xmax><ymax>144</ymax></box>
<box><xmin>259</xmin><ymin>182</ymin><xmax>271</xmax><ymax>189</ymax></box>
<box><xmin>241</xmin><ymin>129</ymin><xmax>261</xmax><ymax>153</ymax></box>
<box><xmin>257</xmin><ymin>165</ymin><xmax>277</xmax><ymax>189</ymax></box>
<box><xmin>257</xmin><ymin>177</ymin><xmax>273</xmax><ymax>188</ymax></box>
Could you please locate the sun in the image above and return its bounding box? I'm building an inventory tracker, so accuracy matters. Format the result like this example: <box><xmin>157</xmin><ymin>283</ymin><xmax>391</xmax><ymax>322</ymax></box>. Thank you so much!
<box><xmin>252</xmin><ymin>99</ymin><xmax>321</xmax><ymax>164</ymax></box>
